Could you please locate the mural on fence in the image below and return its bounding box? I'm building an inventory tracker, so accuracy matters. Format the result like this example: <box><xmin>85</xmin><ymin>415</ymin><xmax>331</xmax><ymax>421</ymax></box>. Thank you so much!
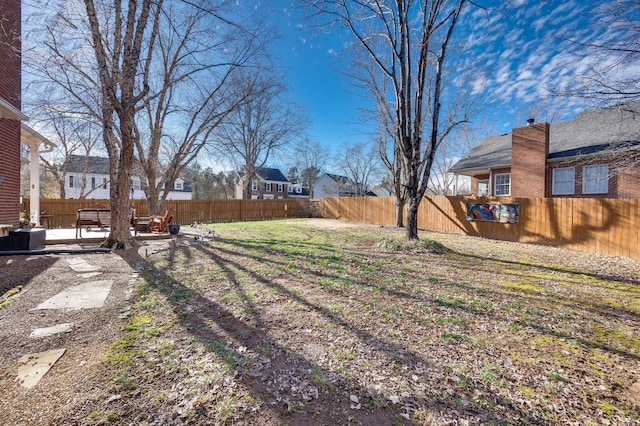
<box><xmin>466</xmin><ymin>203</ymin><xmax>519</xmax><ymax>223</ymax></box>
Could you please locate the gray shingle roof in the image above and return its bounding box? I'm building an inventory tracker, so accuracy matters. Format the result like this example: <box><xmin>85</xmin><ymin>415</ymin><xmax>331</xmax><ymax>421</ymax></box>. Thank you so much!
<box><xmin>255</xmin><ymin>167</ymin><xmax>289</xmax><ymax>183</ymax></box>
<box><xmin>66</xmin><ymin>155</ymin><xmax>111</xmax><ymax>174</ymax></box>
<box><xmin>450</xmin><ymin>102</ymin><xmax>640</xmax><ymax>174</ymax></box>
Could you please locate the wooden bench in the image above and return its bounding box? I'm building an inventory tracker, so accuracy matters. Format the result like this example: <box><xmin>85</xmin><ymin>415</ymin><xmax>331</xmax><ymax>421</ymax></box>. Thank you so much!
<box><xmin>76</xmin><ymin>208</ymin><xmax>111</xmax><ymax>238</ymax></box>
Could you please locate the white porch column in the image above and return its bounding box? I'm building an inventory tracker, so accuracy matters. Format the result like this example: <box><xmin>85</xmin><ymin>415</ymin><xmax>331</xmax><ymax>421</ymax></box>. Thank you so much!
<box><xmin>21</xmin><ymin>124</ymin><xmax>55</xmax><ymax>227</ymax></box>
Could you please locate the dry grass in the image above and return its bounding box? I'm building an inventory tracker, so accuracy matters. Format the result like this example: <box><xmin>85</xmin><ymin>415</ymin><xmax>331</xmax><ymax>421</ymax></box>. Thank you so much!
<box><xmin>51</xmin><ymin>219</ymin><xmax>640</xmax><ymax>424</ymax></box>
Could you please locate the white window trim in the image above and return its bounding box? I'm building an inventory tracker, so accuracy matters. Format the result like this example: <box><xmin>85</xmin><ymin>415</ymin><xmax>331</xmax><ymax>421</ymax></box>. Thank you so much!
<box><xmin>251</xmin><ymin>180</ymin><xmax>258</xmax><ymax>191</ymax></box>
<box><xmin>583</xmin><ymin>164</ymin><xmax>609</xmax><ymax>195</ymax></box>
<box><xmin>175</xmin><ymin>182</ymin><xmax>183</xmax><ymax>190</ymax></box>
<box><xmin>266</xmin><ymin>182</ymin><xmax>272</xmax><ymax>192</ymax></box>
<box><xmin>277</xmin><ymin>183</ymin><xmax>283</xmax><ymax>192</ymax></box>
<box><xmin>552</xmin><ymin>167</ymin><xmax>575</xmax><ymax>195</ymax></box>
<box><xmin>494</xmin><ymin>173</ymin><xmax>511</xmax><ymax>197</ymax></box>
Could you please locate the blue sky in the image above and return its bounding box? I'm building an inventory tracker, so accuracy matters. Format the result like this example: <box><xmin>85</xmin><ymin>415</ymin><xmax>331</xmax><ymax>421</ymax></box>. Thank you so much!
<box><xmin>262</xmin><ymin>0</ymin><xmax>637</xmax><ymax>154</ymax></box>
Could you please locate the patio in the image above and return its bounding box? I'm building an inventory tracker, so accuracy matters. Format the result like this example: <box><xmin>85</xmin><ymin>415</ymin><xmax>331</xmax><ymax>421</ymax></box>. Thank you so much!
<box><xmin>44</xmin><ymin>227</ymin><xmax>173</xmax><ymax>245</ymax></box>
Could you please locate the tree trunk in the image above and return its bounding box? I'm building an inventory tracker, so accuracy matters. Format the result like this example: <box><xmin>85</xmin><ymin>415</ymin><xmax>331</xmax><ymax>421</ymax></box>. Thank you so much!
<box><xmin>406</xmin><ymin>196</ymin><xmax>419</xmax><ymax>240</ymax></box>
<box><xmin>395</xmin><ymin>197</ymin><xmax>404</xmax><ymax>227</ymax></box>
<box><xmin>105</xmin><ymin>112</ymin><xmax>135</xmax><ymax>248</ymax></box>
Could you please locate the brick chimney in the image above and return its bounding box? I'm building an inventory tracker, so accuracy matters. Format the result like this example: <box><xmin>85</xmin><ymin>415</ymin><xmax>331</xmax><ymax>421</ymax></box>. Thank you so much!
<box><xmin>511</xmin><ymin>120</ymin><xmax>549</xmax><ymax>198</ymax></box>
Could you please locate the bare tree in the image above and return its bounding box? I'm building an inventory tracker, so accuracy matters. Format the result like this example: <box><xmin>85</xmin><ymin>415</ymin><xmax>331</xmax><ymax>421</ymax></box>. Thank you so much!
<box><xmin>133</xmin><ymin>0</ymin><xmax>265</xmax><ymax>214</ymax></box>
<box><xmin>213</xmin><ymin>69</ymin><xmax>306</xmax><ymax>199</ymax></box>
<box><xmin>335</xmin><ymin>141</ymin><xmax>381</xmax><ymax>196</ymax></box>
<box><xmin>285</xmin><ymin>137</ymin><xmax>331</xmax><ymax>196</ymax></box>
<box><xmin>307</xmin><ymin>0</ymin><xmax>470</xmax><ymax>239</ymax></box>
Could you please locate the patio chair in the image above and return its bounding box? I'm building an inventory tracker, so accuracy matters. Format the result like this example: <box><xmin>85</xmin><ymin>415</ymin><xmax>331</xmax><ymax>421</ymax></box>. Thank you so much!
<box><xmin>149</xmin><ymin>207</ymin><xmax>173</xmax><ymax>233</ymax></box>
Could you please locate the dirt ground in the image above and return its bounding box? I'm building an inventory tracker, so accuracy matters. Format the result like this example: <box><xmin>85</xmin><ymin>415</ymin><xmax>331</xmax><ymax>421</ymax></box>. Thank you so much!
<box><xmin>1</xmin><ymin>220</ymin><xmax>639</xmax><ymax>425</ymax></box>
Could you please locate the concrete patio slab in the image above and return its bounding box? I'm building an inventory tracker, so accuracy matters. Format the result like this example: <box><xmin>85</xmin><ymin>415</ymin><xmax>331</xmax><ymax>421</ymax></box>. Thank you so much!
<box><xmin>29</xmin><ymin>323</ymin><xmax>73</xmax><ymax>338</ymax></box>
<box><xmin>16</xmin><ymin>348</ymin><xmax>66</xmax><ymax>388</ymax></box>
<box><xmin>32</xmin><ymin>280</ymin><xmax>113</xmax><ymax>310</ymax></box>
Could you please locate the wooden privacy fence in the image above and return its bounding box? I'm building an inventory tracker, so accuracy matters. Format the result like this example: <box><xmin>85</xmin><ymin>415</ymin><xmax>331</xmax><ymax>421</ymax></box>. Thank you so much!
<box><xmin>28</xmin><ymin>198</ymin><xmax>313</xmax><ymax>229</ymax></box>
<box><xmin>26</xmin><ymin>196</ymin><xmax>639</xmax><ymax>259</ymax></box>
<box><xmin>316</xmin><ymin>195</ymin><xmax>640</xmax><ymax>260</ymax></box>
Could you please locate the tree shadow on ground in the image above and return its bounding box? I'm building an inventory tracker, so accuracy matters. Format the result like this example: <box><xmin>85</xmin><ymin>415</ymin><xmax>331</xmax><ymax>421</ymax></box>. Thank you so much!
<box><xmin>115</xmin><ymin>238</ymin><xmax>541</xmax><ymax>425</ymax></box>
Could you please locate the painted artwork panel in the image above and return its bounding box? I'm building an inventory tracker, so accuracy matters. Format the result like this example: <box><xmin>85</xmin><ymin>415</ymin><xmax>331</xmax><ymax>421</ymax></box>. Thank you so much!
<box><xmin>466</xmin><ymin>203</ymin><xmax>519</xmax><ymax>223</ymax></box>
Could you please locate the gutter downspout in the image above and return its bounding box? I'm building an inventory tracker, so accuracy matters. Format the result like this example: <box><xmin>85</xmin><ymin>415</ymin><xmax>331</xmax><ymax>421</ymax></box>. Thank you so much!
<box><xmin>488</xmin><ymin>168</ymin><xmax>492</xmax><ymax>197</ymax></box>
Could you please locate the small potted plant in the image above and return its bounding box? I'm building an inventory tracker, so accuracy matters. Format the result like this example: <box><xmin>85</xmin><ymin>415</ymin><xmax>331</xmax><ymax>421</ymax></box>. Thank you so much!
<box><xmin>167</xmin><ymin>223</ymin><xmax>181</xmax><ymax>235</ymax></box>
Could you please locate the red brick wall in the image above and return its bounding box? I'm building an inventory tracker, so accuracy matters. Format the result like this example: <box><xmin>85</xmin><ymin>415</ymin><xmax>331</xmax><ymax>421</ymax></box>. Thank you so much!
<box><xmin>0</xmin><ymin>0</ymin><xmax>22</xmax><ymax>226</ymax></box>
<box><xmin>511</xmin><ymin>122</ymin><xmax>549</xmax><ymax>198</ymax></box>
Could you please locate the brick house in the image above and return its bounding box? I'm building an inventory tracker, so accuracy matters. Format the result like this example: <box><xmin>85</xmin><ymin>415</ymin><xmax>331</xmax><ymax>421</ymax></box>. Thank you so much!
<box><xmin>234</xmin><ymin>167</ymin><xmax>290</xmax><ymax>199</ymax></box>
<box><xmin>0</xmin><ymin>0</ymin><xmax>23</xmax><ymax>230</ymax></box>
<box><xmin>450</xmin><ymin>102</ymin><xmax>640</xmax><ymax>198</ymax></box>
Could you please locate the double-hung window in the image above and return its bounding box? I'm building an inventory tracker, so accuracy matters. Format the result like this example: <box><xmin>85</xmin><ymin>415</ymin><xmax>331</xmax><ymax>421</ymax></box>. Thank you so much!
<box><xmin>494</xmin><ymin>173</ymin><xmax>511</xmax><ymax>196</ymax></box>
<box><xmin>583</xmin><ymin>164</ymin><xmax>609</xmax><ymax>194</ymax></box>
<box><xmin>552</xmin><ymin>167</ymin><xmax>575</xmax><ymax>195</ymax></box>
<box><xmin>69</xmin><ymin>175</ymin><xmax>74</xmax><ymax>188</ymax></box>
<box><xmin>251</xmin><ymin>180</ymin><xmax>258</xmax><ymax>191</ymax></box>
<box><xmin>266</xmin><ymin>183</ymin><xmax>272</xmax><ymax>191</ymax></box>
<box><xmin>277</xmin><ymin>183</ymin><xmax>283</xmax><ymax>192</ymax></box>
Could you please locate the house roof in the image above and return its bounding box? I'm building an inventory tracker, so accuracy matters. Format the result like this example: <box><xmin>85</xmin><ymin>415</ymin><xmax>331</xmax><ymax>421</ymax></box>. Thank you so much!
<box><xmin>67</xmin><ymin>155</ymin><xmax>112</xmax><ymax>174</ymax></box>
<box><xmin>450</xmin><ymin>102</ymin><xmax>640</xmax><ymax>174</ymax></box>
<box><xmin>254</xmin><ymin>167</ymin><xmax>289</xmax><ymax>183</ymax></box>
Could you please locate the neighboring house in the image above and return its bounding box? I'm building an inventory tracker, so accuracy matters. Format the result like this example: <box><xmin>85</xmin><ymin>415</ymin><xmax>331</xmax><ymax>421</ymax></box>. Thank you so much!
<box><xmin>64</xmin><ymin>155</ymin><xmax>192</xmax><ymax>200</ymax></box>
<box><xmin>287</xmin><ymin>182</ymin><xmax>311</xmax><ymax>198</ymax></box>
<box><xmin>313</xmin><ymin>173</ymin><xmax>377</xmax><ymax>198</ymax></box>
<box><xmin>234</xmin><ymin>167</ymin><xmax>290</xmax><ymax>200</ymax></box>
<box><xmin>450</xmin><ymin>102</ymin><xmax>640</xmax><ymax>199</ymax></box>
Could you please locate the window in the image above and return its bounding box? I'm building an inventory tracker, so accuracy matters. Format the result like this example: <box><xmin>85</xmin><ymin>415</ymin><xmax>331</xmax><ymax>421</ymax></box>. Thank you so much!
<box><xmin>288</xmin><ymin>185</ymin><xmax>293</xmax><ymax>192</ymax></box>
<box><xmin>494</xmin><ymin>173</ymin><xmax>511</xmax><ymax>196</ymax></box>
<box><xmin>296</xmin><ymin>186</ymin><xmax>302</xmax><ymax>194</ymax></box>
<box><xmin>251</xmin><ymin>180</ymin><xmax>258</xmax><ymax>191</ymax></box>
<box><xmin>277</xmin><ymin>183</ymin><xmax>283</xmax><ymax>192</ymax></box>
<box><xmin>69</xmin><ymin>175</ymin><xmax>74</xmax><ymax>188</ymax></box>
<box><xmin>91</xmin><ymin>177</ymin><xmax>96</xmax><ymax>188</ymax></box>
<box><xmin>552</xmin><ymin>167</ymin><xmax>575</xmax><ymax>195</ymax></box>
<box><xmin>175</xmin><ymin>182</ymin><xmax>183</xmax><ymax>190</ymax></box>
<box><xmin>583</xmin><ymin>164</ymin><xmax>609</xmax><ymax>194</ymax></box>
<box><xmin>477</xmin><ymin>180</ymin><xmax>489</xmax><ymax>196</ymax></box>
<box><xmin>266</xmin><ymin>183</ymin><xmax>272</xmax><ymax>191</ymax></box>
<box><xmin>102</xmin><ymin>178</ymin><xmax>107</xmax><ymax>189</ymax></box>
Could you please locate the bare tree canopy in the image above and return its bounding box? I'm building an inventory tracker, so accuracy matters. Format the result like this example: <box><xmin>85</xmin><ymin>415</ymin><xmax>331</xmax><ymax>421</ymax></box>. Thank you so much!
<box><xmin>335</xmin><ymin>141</ymin><xmax>381</xmax><ymax>197</ymax></box>
<box><xmin>23</xmin><ymin>0</ymin><xmax>267</xmax><ymax>246</ymax></box>
<box><xmin>306</xmin><ymin>0</ymin><xmax>471</xmax><ymax>239</ymax></box>
<box><xmin>213</xmin><ymin>68</ymin><xmax>307</xmax><ymax>199</ymax></box>
<box><xmin>558</xmin><ymin>0</ymin><xmax>640</xmax><ymax>104</ymax></box>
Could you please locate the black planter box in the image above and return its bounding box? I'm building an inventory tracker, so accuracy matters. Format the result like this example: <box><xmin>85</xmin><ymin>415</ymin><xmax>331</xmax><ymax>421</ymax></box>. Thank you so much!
<box><xmin>0</xmin><ymin>228</ymin><xmax>46</xmax><ymax>251</ymax></box>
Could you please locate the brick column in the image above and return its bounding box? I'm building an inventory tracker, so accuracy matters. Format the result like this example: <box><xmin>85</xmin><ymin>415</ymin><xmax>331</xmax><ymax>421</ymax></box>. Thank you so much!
<box><xmin>511</xmin><ymin>122</ymin><xmax>549</xmax><ymax>198</ymax></box>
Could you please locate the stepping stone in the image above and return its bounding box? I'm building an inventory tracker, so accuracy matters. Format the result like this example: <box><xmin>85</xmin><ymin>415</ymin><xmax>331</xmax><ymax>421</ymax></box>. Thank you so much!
<box><xmin>29</xmin><ymin>323</ymin><xmax>73</xmax><ymax>338</ymax></box>
<box><xmin>16</xmin><ymin>348</ymin><xmax>66</xmax><ymax>388</ymax></box>
<box><xmin>32</xmin><ymin>280</ymin><xmax>113</xmax><ymax>310</ymax></box>
<box><xmin>66</xmin><ymin>258</ymin><xmax>101</xmax><ymax>273</ymax></box>
<box><xmin>79</xmin><ymin>272</ymin><xmax>103</xmax><ymax>279</ymax></box>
